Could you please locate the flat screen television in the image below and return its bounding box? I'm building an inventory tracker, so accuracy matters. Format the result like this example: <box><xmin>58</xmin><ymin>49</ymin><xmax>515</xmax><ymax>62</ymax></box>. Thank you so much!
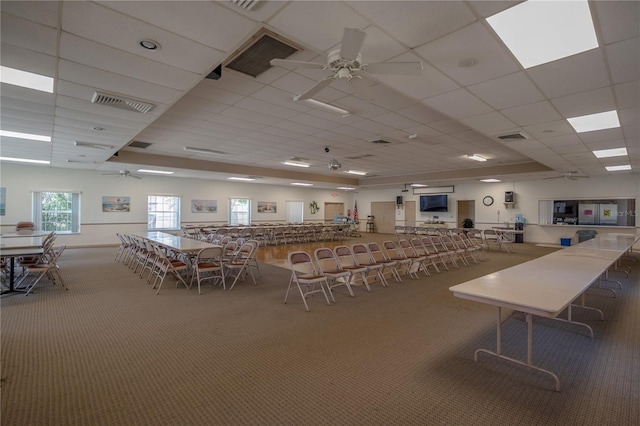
<box><xmin>420</xmin><ymin>194</ymin><xmax>448</xmax><ymax>212</ymax></box>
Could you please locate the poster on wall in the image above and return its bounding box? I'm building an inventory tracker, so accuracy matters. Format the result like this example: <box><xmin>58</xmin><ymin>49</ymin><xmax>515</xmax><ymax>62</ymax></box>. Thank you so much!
<box><xmin>191</xmin><ymin>199</ymin><xmax>217</xmax><ymax>213</ymax></box>
<box><xmin>257</xmin><ymin>201</ymin><xmax>277</xmax><ymax>213</ymax></box>
<box><xmin>102</xmin><ymin>196</ymin><xmax>130</xmax><ymax>212</ymax></box>
<box><xmin>0</xmin><ymin>187</ymin><xmax>5</xmax><ymax>216</ymax></box>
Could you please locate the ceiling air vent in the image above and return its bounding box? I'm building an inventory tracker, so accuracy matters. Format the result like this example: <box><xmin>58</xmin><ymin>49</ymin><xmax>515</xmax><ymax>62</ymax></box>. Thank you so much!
<box><xmin>128</xmin><ymin>141</ymin><xmax>152</xmax><ymax>149</ymax></box>
<box><xmin>370</xmin><ymin>139</ymin><xmax>392</xmax><ymax>145</ymax></box>
<box><xmin>225</xmin><ymin>28</ymin><xmax>302</xmax><ymax>78</ymax></box>
<box><xmin>495</xmin><ymin>131</ymin><xmax>530</xmax><ymax>141</ymax></box>
<box><xmin>91</xmin><ymin>91</ymin><xmax>154</xmax><ymax>114</ymax></box>
<box><xmin>229</xmin><ymin>0</ymin><xmax>260</xmax><ymax>11</ymax></box>
<box><xmin>346</xmin><ymin>154</ymin><xmax>374</xmax><ymax>160</ymax></box>
<box><xmin>75</xmin><ymin>141</ymin><xmax>114</xmax><ymax>150</ymax></box>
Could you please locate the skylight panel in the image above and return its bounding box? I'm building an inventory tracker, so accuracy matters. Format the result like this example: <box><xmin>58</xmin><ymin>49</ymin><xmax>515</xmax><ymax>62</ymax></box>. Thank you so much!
<box><xmin>592</xmin><ymin>148</ymin><xmax>627</xmax><ymax>159</ymax></box>
<box><xmin>567</xmin><ymin>110</ymin><xmax>620</xmax><ymax>133</ymax></box>
<box><xmin>487</xmin><ymin>0</ymin><xmax>598</xmax><ymax>69</ymax></box>
<box><xmin>0</xmin><ymin>66</ymin><xmax>54</xmax><ymax>93</ymax></box>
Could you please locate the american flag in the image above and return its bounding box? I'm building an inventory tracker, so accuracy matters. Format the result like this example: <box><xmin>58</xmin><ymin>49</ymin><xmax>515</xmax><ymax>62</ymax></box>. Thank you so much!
<box><xmin>353</xmin><ymin>201</ymin><xmax>358</xmax><ymax>222</ymax></box>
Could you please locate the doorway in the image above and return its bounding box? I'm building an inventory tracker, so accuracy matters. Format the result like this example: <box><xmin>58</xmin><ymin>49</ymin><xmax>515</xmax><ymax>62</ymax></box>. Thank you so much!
<box><xmin>457</xmin><ymin>200</ymin><xmax>475</xmax><ymax>228</ymax></box>
<box><xmin>324</xmin><ymin>203</ymin><xmax>344</xmax><ymax>222</ymax></box>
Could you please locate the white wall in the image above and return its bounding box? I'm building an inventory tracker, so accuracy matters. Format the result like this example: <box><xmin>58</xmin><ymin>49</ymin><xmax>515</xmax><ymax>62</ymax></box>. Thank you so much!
<box><xmin>0</xmin><ymin>163</ymin><xmax>352</xmax><ymax>247</ymax></box>
<box><xmin>355</xmin><ymin>175</ymin><xmax>639</xmax><ymax>244</ymax></box>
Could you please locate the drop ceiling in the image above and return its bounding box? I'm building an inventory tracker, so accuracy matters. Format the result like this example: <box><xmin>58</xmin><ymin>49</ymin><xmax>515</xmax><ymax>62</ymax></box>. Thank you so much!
<box><xmin>0</xmin><ymin>0</ymin><xmax>638</xmax><ymax>190</ymax></box>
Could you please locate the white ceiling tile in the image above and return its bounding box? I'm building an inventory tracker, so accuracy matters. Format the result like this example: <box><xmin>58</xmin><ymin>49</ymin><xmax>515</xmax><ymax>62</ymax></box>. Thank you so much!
<box><xmin>594</xmin><ymin>1</ymin><xmax>640</xmax><ymax>44</ymax></box>
<box><xmin>348</xmin><ymin>1</ymin><xmax>477</xmax><ymax>48</ymax></box>
<box><xmin>0</xmin><ymin>1</ymin><xmax>60</xmax><ymax>27</ymax></box>
<box><xmin>526</xmin><ymin>49</ymin><xmax>610</xmax><ymax>99</ymax></box>
<box><xmin>371</xmin><ymin>112</ymin><xmax>420</xmax><ymax>130</ymax></box>
<box><xmin>268</xmin><ymin>2</ymin><xmax>370</xmax><ymax>53</ymax></box>
<box><xmin>614</xmin><ymin>81</ymin><xmax>640</xmax><ymax>110</ymax></box>
<box><xmin>501</xmin><ymin>101</ymin><xmax>562</xmax><ymax>126</ymax></box>
<box><xmin>59</xmin><ymin>33</ymin><xmax>199</xmax><ymax>91</ymax></box>
<box><xmin>1</xmin><ymin>14</ymin><xmax>57</xmax><ymax>56</ymax></box>
<box><xmin>551</xmin><ymin>87</ymin><xmax>616</xmax><ymax>118</ymax></box>
<box><xmin>459</xmin><ymin>111</ymin><xmax>516</xmax><ymax>134</ymax></box>
<box><xmin>0</xmin><ymin>42</ymin><xmax>56</xmax><ymax>77</ymax></box>
<box><xmin>605</xmin><ymin>37</ymin><xmax>640</xmax><ymax>84</ymax></box>
<box><xmin>468</xmin><ymin>72</ymin><xmax>545</xmax><ymax>110</ymax></box>
<box><xmin>96</xmin><ymin>1</ymin><xmax>256</xmax><ymax>52</ymax></box>
<box><xmin>423</xmin><ymin>89</ymin><xmax>493</xmax><ymax>119</ymax></box>
<box><xmin>415</xmin><ymin>22</ymin><xmax>520</xmax><ymax>86</ymax></box>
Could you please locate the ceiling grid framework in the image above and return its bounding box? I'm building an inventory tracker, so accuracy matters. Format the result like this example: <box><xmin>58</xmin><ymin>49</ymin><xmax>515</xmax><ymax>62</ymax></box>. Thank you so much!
<box><xmin>0</xmin><ymin>0</ymin><xmax>637</xmax><ymax>189</ymax></box>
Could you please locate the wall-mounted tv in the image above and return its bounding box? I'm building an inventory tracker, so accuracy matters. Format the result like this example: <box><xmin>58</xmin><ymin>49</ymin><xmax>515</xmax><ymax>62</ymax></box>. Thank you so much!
<box><xmin>420</xmin><ymin>194</ymin><xmax>448</xmax><ymax>212</ymax></box>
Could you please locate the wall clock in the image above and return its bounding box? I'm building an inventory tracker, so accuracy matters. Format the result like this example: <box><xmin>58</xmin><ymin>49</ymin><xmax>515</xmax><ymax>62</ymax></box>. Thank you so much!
<box><xmin>483</xmin><ymin>196</ymin><xmax>494</xmax><ymax>206</ymax></box>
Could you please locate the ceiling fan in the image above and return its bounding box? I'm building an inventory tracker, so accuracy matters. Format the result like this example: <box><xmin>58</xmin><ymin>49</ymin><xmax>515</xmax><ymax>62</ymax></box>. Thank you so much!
<box><xmin>543</xmin><ymin>171</ymin><xmax>589</xmax><ymax>181</ymax></box>
<box><xmin>102</xmin><ymin>167</ymin><xmax>141</xmax><ymax>179</ymax></box>
<box><xmin>270</xmin><ymin>28</ymin><xmax>423</xmax><ymax>101</ymax></box>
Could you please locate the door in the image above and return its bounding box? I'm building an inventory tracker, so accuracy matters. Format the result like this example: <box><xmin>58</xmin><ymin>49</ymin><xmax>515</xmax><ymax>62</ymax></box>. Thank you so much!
<box><xmin>324</xmin><ymin>203</ymin><xmax>344</xmax><ymax>222</ymax></box>
<box><xmin>371</xmin><ymin>201</ymin><xmax>396</xmax><ymax>234</ymax></box>
<box><xmin>404</xmin><ymin>201</ymin><xmax>416</xmax><ymax>226</ymax></box>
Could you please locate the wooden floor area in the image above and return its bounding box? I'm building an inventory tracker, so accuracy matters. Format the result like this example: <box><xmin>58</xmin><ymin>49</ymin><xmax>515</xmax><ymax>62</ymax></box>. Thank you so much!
<box><xmin>254</xmin><ymin>232</ymin><xmax>386</xmax><ymax>269</ymax></box>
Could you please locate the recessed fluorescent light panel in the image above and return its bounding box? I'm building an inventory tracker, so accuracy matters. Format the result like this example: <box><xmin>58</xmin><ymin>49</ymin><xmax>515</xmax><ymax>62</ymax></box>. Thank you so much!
<box><xmin>466</xmin><ymin>154</ymin><xmax>487</xmax><ymax>162</ymax></box>
<box><xmin>0</xmin><ymin>130</ymin><xmax>51</xmax><ymax>142</ymax></box>
<box><xmin>410</xmin><ymin>184</ymin><xmax>428</xmax><ymax>187</ymax></box>
<box><xmin>137</xmin><ymin>169</ymin><xmax>174</xmax><ymax>175</ymax></box>
<box><xmin>291</xmin><ymin>182</ymin><xmax>313</xmax><ymax>187</ymax></box>
<box><xmin>605</xmin><ymin>165</ymin><xmax>631</xmax><ymax>172</ymax></box>
<box><xmin>593</xmin><ymin>147</ymin><xmax>628</xmax><ymax>158</ymax></box>
<box><xmin>0</xmin><ymin>156</ymin><xmax>50</xmax><ymax>164</ymax></box>
<box><xmin>480</xmin><ymin>178</ymin><xmax>501</xmax><ymax>183</ymax></box>
<box><xmin>487</xmin><ymin>0</ymin><xmax>598</xmax><ymax>69</ymax></box>
<box><xmin>337</xmin><ymin>187</ymin><xmax>356</xmax><ymax>190</ymax></box>
<box><xmin>0</xmin><ymin>66</ymin><xmax>54</xmax><ymax>93</ymax></box>
<box><xmin>228</xmin><ymin>177</ymin><xmax>256</xmax><ymax>181</ymax></box>
<box><xmin>183</xmin><ymin>146</ymin><xmax>227</xmax><ymax>155</ymax></box>
<box><xmin>283</xmin><ymin>159</ymin><xmax>310</xmax><ymax>168</ymax></box>
<box><xmin>75</xmin><ymin>141</ymin><xmax>114</xmax><ymax>150</ymax></box>
<box><xmin>294</xmin><ymin>96</ymin><xmax>350</xmax><ymax>115</ymax></box>
<box><xmin>567</xmin><ymin>110</ymin><xmax>620</xmax><ymax>133</ymax></box>
<box><xmin>346</xmin><ymin>170</ymin><xmax>367</xmax><ymax>176</ymax></box>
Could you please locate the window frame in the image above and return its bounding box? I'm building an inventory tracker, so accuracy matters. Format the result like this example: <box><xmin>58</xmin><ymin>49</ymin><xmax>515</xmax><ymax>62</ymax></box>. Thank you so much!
<box><xmin>147</xmin><ymin>194</ymin><xmax>181</xmax><ymax>231</ymax></box>
<box><xmin>229</xmin><ymin>198</ymin><xmax>251</xmax><ymax>226</ymax></box>
<box><xmin>33</xmin><ymin>191</ymin><xmax>81</xmax><ymax>233</ymax></box>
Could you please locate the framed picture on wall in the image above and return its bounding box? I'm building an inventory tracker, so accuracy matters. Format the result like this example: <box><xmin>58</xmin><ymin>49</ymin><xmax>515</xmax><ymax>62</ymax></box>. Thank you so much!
<box><xmin>102</xmin><ymin>196</ymin><xmax>130</xmax><ymax>212</ymax></box>
<box><xmin>257</xmin><ymin>201</ymin><xmax>277</xmax><ymax>213</ymax></box>
<box><xmin>191</xmin><ymin>199</ymin><xmax>217</xmax><ymax>213</ymax></box>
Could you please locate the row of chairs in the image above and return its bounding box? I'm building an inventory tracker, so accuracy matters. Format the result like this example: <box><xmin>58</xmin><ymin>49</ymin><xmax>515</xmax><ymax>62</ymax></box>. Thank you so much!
<box><xmin>6</xmin><ymin>232</ymin><xmax>67</xmax><ymax>296</ymax></box>
<box><xmin>285</xmin><ymin>235</ymin><xmax>489</xmax><ymax>311</ymax></box>
<box><xmin>115</xmin><ymin>233</ymin><xmax>259</xmax><ymax>295</ymax></box>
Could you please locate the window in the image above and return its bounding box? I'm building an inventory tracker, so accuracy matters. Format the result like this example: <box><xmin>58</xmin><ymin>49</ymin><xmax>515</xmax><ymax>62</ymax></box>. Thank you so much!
<box><xmin>148</xmin><ymin>195</ymin><xmax>180</xmax><ymax>230</ymax></box>
<box><xmin>229</xmin><ymin>198</ymin><xmax>250</xmax><ymax>226</ymax></box>
<box><xmin>286</xmin><ymin>201</ymin><xmax>304</xmax><ymax>223</ymax></box>
<box><xmin>33</xmin><ymin>191</ymin><xmax>81</xmax><ymax>233</ymax></box>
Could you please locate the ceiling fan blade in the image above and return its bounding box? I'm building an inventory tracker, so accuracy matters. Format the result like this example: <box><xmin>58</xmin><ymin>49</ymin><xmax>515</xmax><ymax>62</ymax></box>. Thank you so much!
<box><xmin>350</xmin><ymin>76</ymin><xmax>376</xmax><ymax>101</ymax></box>
<box><xmin>269</xmin><ymin>58</ymin><xmax>326</xmax><ymax>69</ymax></box>
<box><xmin>296</xmin><ymin>78</ymin><xmax>334</xmax><ymax>100</ymax></box>
<box><xmin>365</xmin><ymin>61</ymin><xmax>424</xmax><ymax>75</ymax></box>
<box><xmin>340</xmin><ymin>28</ymin><xmax>366</xmax><ymax>60</ymax></box>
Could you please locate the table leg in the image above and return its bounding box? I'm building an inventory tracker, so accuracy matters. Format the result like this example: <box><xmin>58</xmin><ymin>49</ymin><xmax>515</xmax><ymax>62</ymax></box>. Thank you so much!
<box><xmin>474</xmin><ymin>308</ymin><xmax>562</xmax><ymax>392</ymax></box>
<box><xmin>1</xmin><ymin>257</ymin><xmax>28</xmax><ymax>295</ymax></box>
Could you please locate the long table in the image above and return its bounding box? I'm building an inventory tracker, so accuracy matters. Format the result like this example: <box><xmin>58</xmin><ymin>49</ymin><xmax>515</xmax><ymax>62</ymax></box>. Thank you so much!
<box><xmin>1</xmin><ymin>236</ymin><xmax>46</xmax><ymax>294</ymax></box>
<box><xmin>135</xmin><ymin>231</ymin><xmax>217</xmax><ymax>254</ymax></box>
<box><xmin>449</xmin><ymin>234</ymin><xmax>639</xmax><ymax>391</ymax></box>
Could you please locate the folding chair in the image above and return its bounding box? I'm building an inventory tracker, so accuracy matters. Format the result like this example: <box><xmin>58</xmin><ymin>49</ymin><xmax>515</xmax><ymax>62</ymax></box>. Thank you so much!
<box><xmin>351</xmin><ymin>243</ymin><xmax>388</xmax><ymax>287</ymax></box>
<box><xmin>314</xmin><ymin>247</ymin><xmax>354</xmax><ymax>300</ymax></box>
<box><xmin>397</xmin><ymin>239</ymin><xmax>429</xmax><ymax>278</ymax></box>
<box><xmin>151</xmin><ymin>244</ymin><xmax>189</xmax><ymax>295</ymax></box>
<box><xmin>382</xmin><ymin>240</ymin><xmax>413</xmax><ymax>279</ymax></box>
<box><xmin>410</xmin><ymin>238</ymin><xmax>440</xmax><ymax>274</ymax></box>
<box><xmin>285</xmin><ymin>251</ymin><xmax>331</xmax><ymax>312</ymax></box>
<box><xmin>23</xmin><ymin>244</ymin><xmax>67</xmax><ymax>296</ymax></box>
<box><xmin>226</xmin><ymin>242</ymin><xmax>257</xmax><ymax>290</ymax></box>
<box><xmin>333</xmin><ymin>245</ymin><xmax>371</xmax><ymax>292</ymax></box>
<box><xmin>367</xmin><ymin>242</ymin><xmax>401</xmax><ymax>283</ymax></box>
<box><xmin>191</xmin><ymin>246</ymin><xmax>225</xmax><ymax>294</ymax></box>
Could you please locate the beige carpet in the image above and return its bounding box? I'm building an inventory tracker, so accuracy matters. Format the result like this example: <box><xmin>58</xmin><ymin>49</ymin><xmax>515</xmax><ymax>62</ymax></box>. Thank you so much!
<box><xmin>1</xmin><ymin>236</ymin><xmax>638</xmax><ymax>425</ymax></box>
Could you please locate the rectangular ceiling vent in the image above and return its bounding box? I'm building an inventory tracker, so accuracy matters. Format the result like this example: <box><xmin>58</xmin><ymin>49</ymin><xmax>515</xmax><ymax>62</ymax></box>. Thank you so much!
<box><xmin>128</xmin><ymin>141</ymin><xmax>152</xmax><ymax>149</ymax></box>
<box><xmin>224</xmin><ymin>28</ymin><xmax>302</xmax><ymax>78</ymax></box>
<box><xmin>370</xmin><ymin>139</ymin><xmax>393</xmax><ymax>145</ymax></box>
<box><xmin>495</xmin><ymin>131</ymin><xmax>530</xmax><ymax>141</ymax></box>
<box><xmin>91</xmin><ymin>91</ymin><xmax>154</xmax><ymax>114</ymax></box>
<box><xmin>75</xmin><ymin>141</ymin><xmax>114</xmax><ymax>150</ymax></box>
<box><xmin>228</xmin><ymin>0</ymin><xmax>260</xmax><ymax>11</ymax></box>
<box><xmin>346</xmin><ymin>154</ymin><xmax>374</xmax><ymax>160</ymax></box>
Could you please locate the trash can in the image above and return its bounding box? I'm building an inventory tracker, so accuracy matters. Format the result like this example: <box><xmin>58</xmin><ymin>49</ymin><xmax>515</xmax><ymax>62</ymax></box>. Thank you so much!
<box><xmin>560</xmin><ymin>237</ymin><xmax>572</xmax><ymax>246</ymax></box>
<box><xmin>576</xmin><ymin>229</ymin><xmax>597</xmax><ymax>243</ymax></box>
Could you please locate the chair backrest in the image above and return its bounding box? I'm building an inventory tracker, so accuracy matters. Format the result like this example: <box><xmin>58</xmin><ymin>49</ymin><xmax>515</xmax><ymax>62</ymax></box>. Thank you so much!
<box><xmin>197</xmin><ymin>246</ymin><xmax>223</xmax><ymax>263</ymax></box>
<box><xmin>314</xmin><ymin>248</ymin><xmax>341</xmax><ymax>273</ymax></box>
<box><xmin>288</xmin><ymin>251</ymin><xmax>318</xmax><ymax>276</ymax></box>
<box><xmin>333</xmin><ymin>245</ymin><xmax>359</xmax><ymax>269</ymax></box>
<box><xmin>398</xmin><ymin>239</ymin><xmax>419</xmax><ymax>257</ymax></box>
<box><xmin>383</xmin><ymin>240</ymin><xmax>406</xmax><ymax>259</ymax></box>
<box><xmin>368</xmin><ymin>242</ymin><xmax>390</xmax><ymax>262</ymax></box>
<box><xmin>16</xmin><ymin>221</ymin><xmax>35</xmax><ymax>231</ymax></box>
